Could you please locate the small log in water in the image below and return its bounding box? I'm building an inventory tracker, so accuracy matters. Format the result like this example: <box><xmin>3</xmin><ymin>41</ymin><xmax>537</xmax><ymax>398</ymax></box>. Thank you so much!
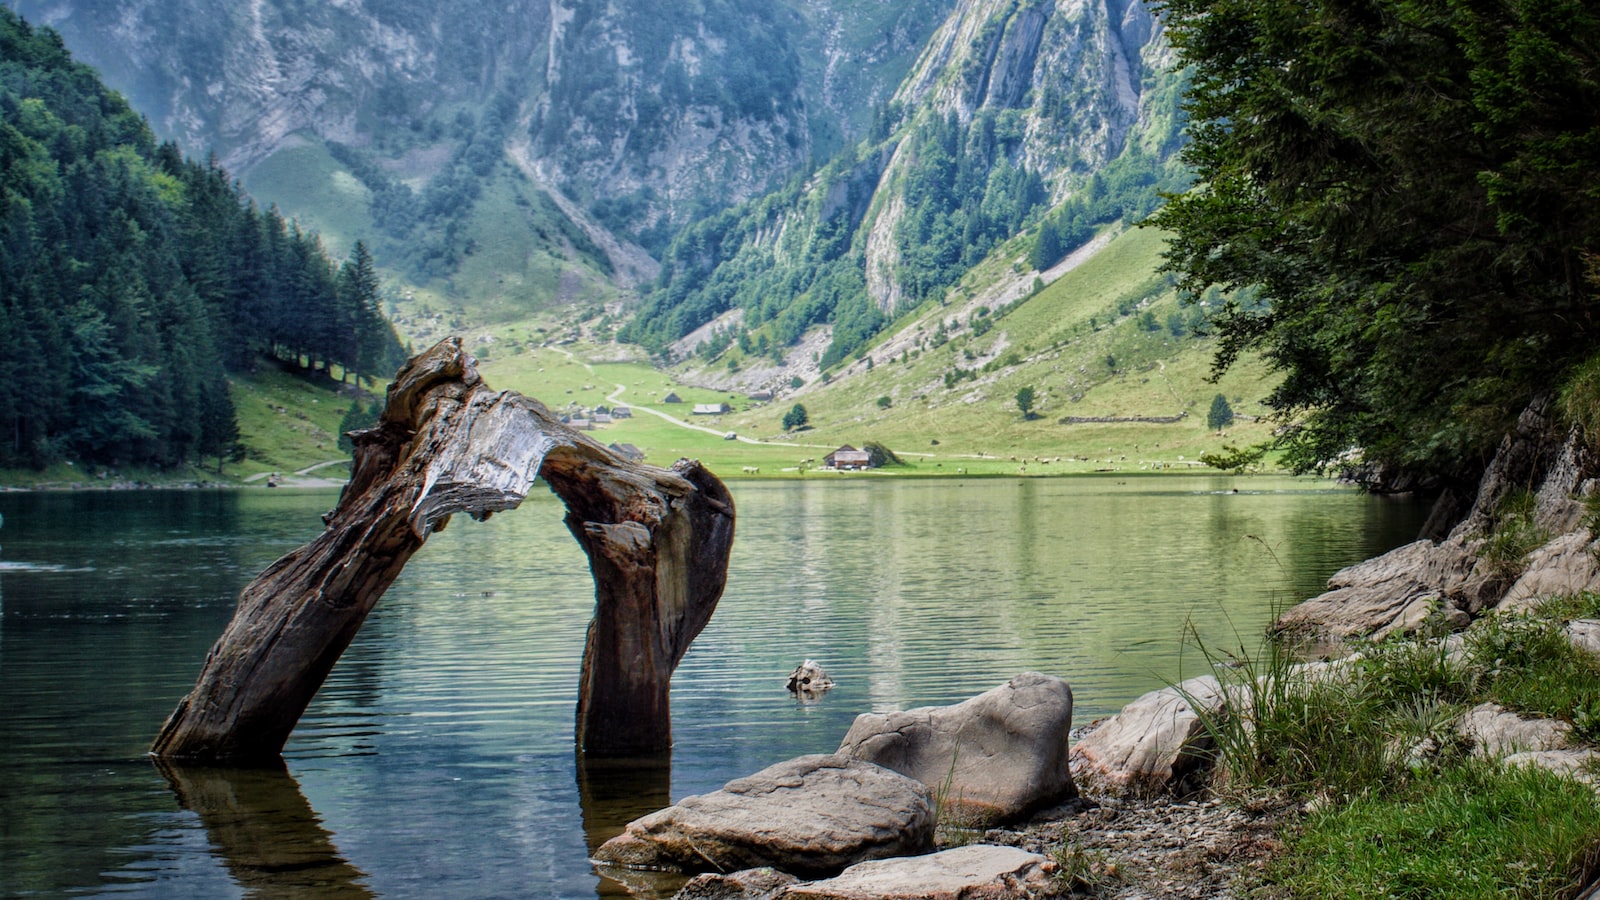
<box><xmin>151</xmin><ymin>338</ymin><xmax>734</xmax><ymax>762</ymax></box>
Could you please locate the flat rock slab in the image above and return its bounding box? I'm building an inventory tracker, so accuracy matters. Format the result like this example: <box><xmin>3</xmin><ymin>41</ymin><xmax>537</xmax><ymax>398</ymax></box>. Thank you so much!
<box><xmin>1569</xmin><ymin>619</ymin><xmax>1600</xmax><ymax>657</ymax></box>
<box><xmin>1069</xmin><ymin>676</ymin><xmax>1224</xmax><ymax>798</ymax></box>
<box><xmin>593</xmin><ymin>754</ymin><xmax>934</xmax><ymax>878</ymax></box>
<box><xmin>781</xmin><ymin>845</ymin><xmax>1055</xmax><ymax>900</ymax></box>
<box><xmin>1500</xmin><ymin>532</ymin><xmax>1600</xmax><ymax>612</ymax></box>
<box><xmin>1458</xmin><ymin>702</ymin><xmax>1572</xmax><ymax>757</ymax></box>
<box><xmin>837</xmin><ymin>672</ymin><xmax>1076</xmax><ymax>826</ymax></box>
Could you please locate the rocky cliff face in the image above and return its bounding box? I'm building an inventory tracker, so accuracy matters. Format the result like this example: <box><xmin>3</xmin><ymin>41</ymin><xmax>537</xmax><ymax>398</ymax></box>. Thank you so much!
<box><xmin>6</xmin><ymin>0</ymin><xmax>957</xmax><ymax>249</ymax></box>
<box><xmin>863</xmin><ymin>0</ymin><xmax>1169</xmax><ymax>311</ymax></box>
<box><xmin>8</xmin><ymin>0</ymin><xmax>547</xmax><ymax>171</ymax></box>
<box><xmin>628</xmin><ymin>0</ymin><xmax>1181</xmax><ymax>363</ymax></box>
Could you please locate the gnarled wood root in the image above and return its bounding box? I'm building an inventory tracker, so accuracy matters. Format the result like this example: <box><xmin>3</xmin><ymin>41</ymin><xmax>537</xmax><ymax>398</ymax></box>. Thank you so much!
<box><xmin>152</xmin><ymin>337</ymin><xmax>734</xmax><ymax>762</ymax></box>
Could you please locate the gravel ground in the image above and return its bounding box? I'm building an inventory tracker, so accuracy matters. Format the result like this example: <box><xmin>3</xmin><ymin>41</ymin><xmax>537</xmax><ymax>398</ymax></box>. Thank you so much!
<box><xmin>973</xmin><ymin>792</ymin><xmax>1296</xmax><ymax>899</ymax></box>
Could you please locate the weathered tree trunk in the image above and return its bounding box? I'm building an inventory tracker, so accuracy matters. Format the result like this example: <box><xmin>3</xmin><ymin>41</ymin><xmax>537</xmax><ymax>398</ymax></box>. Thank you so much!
<box><xmin>151</xmin><ymin>338</ymin><xmax>734</xmax><ymax>762</ymax></box>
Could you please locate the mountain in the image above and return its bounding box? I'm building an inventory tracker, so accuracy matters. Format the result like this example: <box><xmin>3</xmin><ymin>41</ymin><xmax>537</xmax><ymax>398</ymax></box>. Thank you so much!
<box><xmin>6</xmin><ymin>0</ymin><xmax>1183</xmax><ymax>358</ymax></box>
<box><xmin>624</xmin><ymin>0</ymin><xmax>1186</xmax><ymax>374</ymax></box>
<box><xmin>5</xmin><ymin>0</ymin><xmax>955</xmax><ymax>302</ymax></box>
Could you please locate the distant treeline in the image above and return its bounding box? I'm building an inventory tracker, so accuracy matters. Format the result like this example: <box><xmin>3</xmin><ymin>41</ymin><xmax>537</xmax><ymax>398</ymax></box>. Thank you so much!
<box><xmin>0</xmin><ymin>10</ymin><xmax>405</xmax><ymax>470</ymax></box>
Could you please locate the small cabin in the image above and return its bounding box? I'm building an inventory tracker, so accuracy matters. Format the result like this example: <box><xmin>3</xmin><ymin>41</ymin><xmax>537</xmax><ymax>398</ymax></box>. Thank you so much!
<box><xmin>611</xmin><ymin>406</ymin><xmax>632</xmax><ymax>418</ymax></box>
<box><xmin>568</xmin><ymin>417</ymin><xmax>592</xmax><ymax>430</ymax></box>
<box><xmin>593</xmin><ymin>413</ymin><xmax>613</xmax><ymax>425</ymax></box>
<box><xmin>609</xmin><ymin>442</ymin><xmax>645</xmax><ymax>462</ymax></box>
<box><xmin>662</xmin><ymin>392</ymin><xmax>683</xmax><ymax>404</ymax></box>
<box><xmin>825</xmin><ymin>445</ymin><xmax>873</xmax><ymax>471</ymax></box>
<box><xmin>693</xmin><ymin>402</ymin><xmax>731</xmax><ymax>415</ymax></box>
<box><xmin>747</xmin><ymin>391</ymin><xmax>774</xmax><ymax>402</ymax></box>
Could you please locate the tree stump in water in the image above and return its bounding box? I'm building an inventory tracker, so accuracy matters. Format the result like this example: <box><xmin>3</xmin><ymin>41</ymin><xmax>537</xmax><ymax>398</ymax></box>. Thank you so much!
<box><xmin>151</xmin><ymin>338</ymin><xmax>734</xmax><ymax>762</ymax></box>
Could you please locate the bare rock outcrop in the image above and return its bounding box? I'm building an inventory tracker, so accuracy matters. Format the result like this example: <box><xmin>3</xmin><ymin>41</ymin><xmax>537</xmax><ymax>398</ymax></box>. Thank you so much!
<box><xmin>837</xmin><ymin>673</ymin><xmax>1076</xmax><ymax>826</ymax></box>
<box><xmin>1499</xmin><ymin>532</ymin><xmax>1600</xmax><ymax>612</ymax></box>
<box><xmin>1277</xmin><ymin>397</ymin><xmax>1600</xmax><ymax>642</ymax></box>
<box><xmin>593</xmin><ymin>755</ymin><xmax>934</xmax><ymax>879</ymax></box>
<box><xmin>676</xmin><ymin>868</ymin><xmax>800</xmax><ymax>900</ymax></box>
<box><xmin>1274</xmin><ymin>540</ymin><xmax>1477</xmax><ymax>641</ymax></box>
<box><xmin>1568</xmin><ymin>619</ymin><xmax>1600</xmax><ymax>657</ymax></box>
<box><xmin>1068</xmin><ymin>676</ymin><xmax>1225</xmax><ymax>798</ymax></box>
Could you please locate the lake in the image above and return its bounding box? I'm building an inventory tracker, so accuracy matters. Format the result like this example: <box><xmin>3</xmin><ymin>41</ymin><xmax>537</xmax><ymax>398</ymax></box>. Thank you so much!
<box><xmin>0</xmin><ymin>475</ymin><xmax>1427</xmax><ymax>897</ymax></box>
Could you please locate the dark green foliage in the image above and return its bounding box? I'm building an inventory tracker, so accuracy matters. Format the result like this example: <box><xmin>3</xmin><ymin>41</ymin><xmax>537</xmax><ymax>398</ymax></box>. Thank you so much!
<box><xmin>1150</xmin><ymin>0</ymin><xmax>1600</xmax><ymax>481</ymax></box>
<box><xmin>0</xmin><ymin>10</ymin><xmax>403</xmax><ymax>470</ymax></box>
<box><xmin>623</xmin><ymin>106</ymin><xmax>1067</xmax><ymax>367</ymax></box>
<box><xmin>1198</xmin><ymin>442</ymin><xmax>1266</xmax><ymax>473</ymax></box>
<box><xmin>336</xmin><ymin>398</ymin><xmax>385</xmax><ymax>453</ymax></box>
<box><xmin>1206</xmin><ymin>393</ymin><xmax>1233</xmax><ymax>431</ymax></box>
<box><xmin>782</xmin><ymin>403</ymin><xmax>808</xmax><ymax>431</ymax></box>
<box><xmin>862</xmin><ymin>440</ymin><xmax>901</xmax><ymax>467</ymax></box>
<box><xmin>1015</xmin><ymin>385</ymin><xmax>1036</xmax><ymax>418</ymax></box>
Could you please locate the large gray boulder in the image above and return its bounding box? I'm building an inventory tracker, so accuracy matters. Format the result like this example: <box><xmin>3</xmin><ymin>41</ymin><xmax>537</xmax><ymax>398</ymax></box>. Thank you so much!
<box><xmin>780</xmin><ymin>845</ymin><xmax>1056</xmax><ymax>900</ymax></box>
<box><xmin>1274</xmin><ymin>539</ymin><xmax>1479</xmax><ymax>641</ymax></box>
<box><xmin>836</xmin><ymin>672</ymin><xmax>1076</xmax><ymax>826</ymax></box>
<box><xmin>1069</xmin><ymin>675</ymin><xmax>1225</xmax><ymax>797</ymax></box>
<box><xmin>592</xmin><ymin>754</ymin><xmax>934</xmax><ymax>878</ymax></box>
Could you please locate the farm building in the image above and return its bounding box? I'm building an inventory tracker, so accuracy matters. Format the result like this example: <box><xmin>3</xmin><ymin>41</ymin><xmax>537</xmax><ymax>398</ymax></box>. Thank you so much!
<box><xmin>662</xmin><ymin>392</ymin><xmax>683</xmax><ymax>403</ymax></box>
<box><xmin>825</xmin><ymin>445</ymin><xmax>873</xmax><ymax>470</ymax></box>
<box><xmin>609</xmin><ymin>442</ymin><xmax>645</xmax><ymax>461</ymax></box>
<box><xmin>693</xmin><ymin>403</ymin><xmax>731</xmax><ymax>415</ymax></box>
<box><xmin>611</xmin><ymin>406</ymin><xmax>632</xmax><ymax>418</ymax></box>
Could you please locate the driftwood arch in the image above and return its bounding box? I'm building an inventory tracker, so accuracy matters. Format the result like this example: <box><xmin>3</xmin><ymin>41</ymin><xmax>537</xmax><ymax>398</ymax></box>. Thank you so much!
<box><xmin>152</xmin><ymin>338</ymin><xmax>735</xmax><ymax>762</ymax></box>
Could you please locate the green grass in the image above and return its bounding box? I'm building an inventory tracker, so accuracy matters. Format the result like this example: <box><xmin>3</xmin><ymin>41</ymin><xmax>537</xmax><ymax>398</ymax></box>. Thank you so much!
<box><xmin>1275</xmin><ymin>761</ymin><xmax>1600</xmax><ymax>899</ymax></box>
<box><xmin>228</xmin><ymin>365</ymin><xmax>359</xmax><ymax>479</ymax></box>
<box><xmin>1176</xmin><ymin>594</ymin><xmax>1600</xmax><ymax>898</ymax></box>
<box><xmin>240</xmin><ymin>136</ymin><xmax>375</xmax><ymax>260</ymax></box>
<box><xmin>1465</xmin><ymin>603</ymin><xmax>1600</xmax><ymax>741</ymax></box>
<box><xmin>640</xmin><ymin>226</ymin><xmax>1284</xmax><ymax>474</ymax></box>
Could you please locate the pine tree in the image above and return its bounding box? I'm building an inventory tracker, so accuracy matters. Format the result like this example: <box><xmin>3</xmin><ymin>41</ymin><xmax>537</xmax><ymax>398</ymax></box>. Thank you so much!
<box><xmin>1206</xmin><ymin>394</ymin><xmax>1234</xmax><ymax>432</ymax></box>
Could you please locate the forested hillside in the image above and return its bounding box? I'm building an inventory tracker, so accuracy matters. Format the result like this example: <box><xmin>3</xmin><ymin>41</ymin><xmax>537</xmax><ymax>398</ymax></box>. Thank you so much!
<box><xmin>0</xmin><ymin>10</ymin><xmax>403</xmax><ymax>471</ymax></box>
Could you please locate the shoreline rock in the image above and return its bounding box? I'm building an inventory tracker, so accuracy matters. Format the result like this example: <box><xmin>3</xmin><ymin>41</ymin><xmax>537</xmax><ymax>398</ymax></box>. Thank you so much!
<box><xmin>593</xmin><ymin>754</ymin><xmax>934</xmax><ymax>879</ymax></box>
<box><xmin>838</xmin><ymin>672</ymin><xmax>1077</xmax><ymax>826</ymax></box>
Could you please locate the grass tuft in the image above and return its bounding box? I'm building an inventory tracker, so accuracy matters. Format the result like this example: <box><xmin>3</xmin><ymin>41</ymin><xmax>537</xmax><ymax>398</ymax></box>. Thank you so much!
<box><xmin>1167</xmin><ymin>593</ymin><xmax>1600</xmax><ymax>897</ymax></box>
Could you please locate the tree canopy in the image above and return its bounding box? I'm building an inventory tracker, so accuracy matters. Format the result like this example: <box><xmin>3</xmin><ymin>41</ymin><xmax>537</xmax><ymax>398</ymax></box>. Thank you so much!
<box><xmin>0</xmin><ymin>10</ymin><xmax>406</xmax><ymax>470</ymax></box>
<box><xmin>1150</xmin><ymin>0</ymin><xmax>1600</xmax><ymax>483</ymax></box>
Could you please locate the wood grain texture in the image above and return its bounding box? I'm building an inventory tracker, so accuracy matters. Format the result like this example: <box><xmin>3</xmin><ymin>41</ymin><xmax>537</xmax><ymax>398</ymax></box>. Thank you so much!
<box><xmin>152</xmin><ymin>337</ymin><xmax>734</xmax><ymax>762</ymax></box>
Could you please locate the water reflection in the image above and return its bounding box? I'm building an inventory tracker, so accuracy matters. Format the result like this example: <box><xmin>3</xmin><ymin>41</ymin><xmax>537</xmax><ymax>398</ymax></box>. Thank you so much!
<box><xmin>0</xmin><ymin>478</ymin><xmax>1429</xmax><ymax>898</ymax></box>
<box><xmin>576</xmin><ymin>754</ymin><xmax>680</xmax><ymax>898</ymax></box>
<box><xmin>156</xmin><ymin>759</ymin><xmax>373</xmax><ymax>898</ymax></box>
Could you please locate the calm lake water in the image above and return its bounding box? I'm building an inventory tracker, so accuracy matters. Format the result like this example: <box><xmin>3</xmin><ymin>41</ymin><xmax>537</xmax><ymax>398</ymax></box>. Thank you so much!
<box><xmin>0</xmin><ymin>475</ymin><xmax>1426</xmax><ymax>898</ymax></box>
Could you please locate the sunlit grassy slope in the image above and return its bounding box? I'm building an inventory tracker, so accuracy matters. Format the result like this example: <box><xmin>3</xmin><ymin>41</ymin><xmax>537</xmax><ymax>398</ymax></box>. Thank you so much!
<box><xmin>228</xmin><ymin>365</ymin><xmax>359</xmax><ymax>480</ymax></box>
<box><xmin>5</xmin><ymin>223</ymin><xmax>1276</xmax><ymax>488</ymax></box>
<box><xmin>478</xmin><ymin>226</ymin><xmax>1283</xmax><ymax>477</ymax></box>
